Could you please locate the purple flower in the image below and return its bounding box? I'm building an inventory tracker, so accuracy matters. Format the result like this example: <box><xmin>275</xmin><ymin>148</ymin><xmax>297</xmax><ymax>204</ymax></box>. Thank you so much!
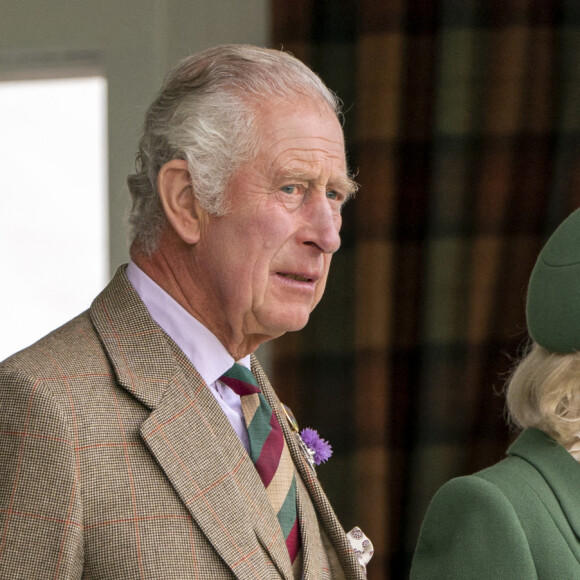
<box><xmin>300</xmin><ymin>428</ymin><xmax>333</xmax><ymax>465</ymax></box>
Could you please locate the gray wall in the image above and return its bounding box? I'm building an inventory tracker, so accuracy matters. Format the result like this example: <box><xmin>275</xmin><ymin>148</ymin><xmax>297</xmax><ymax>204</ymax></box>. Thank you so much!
<box><xmin>1</xmin><ymin>0</ymin><xmax>269</xmax><ymax>270</ymax></box>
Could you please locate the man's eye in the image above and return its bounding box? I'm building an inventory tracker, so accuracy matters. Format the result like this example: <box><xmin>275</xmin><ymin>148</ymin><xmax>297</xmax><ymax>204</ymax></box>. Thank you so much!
<box><xmin>280</xmin><ymin>185</ymin><xmax>298</xmax><ymax>195</ymax></box>
<box><xmin>326</xmin><ymin>190</ymin><xmax>340</xmax><ymax>201</ymax></box>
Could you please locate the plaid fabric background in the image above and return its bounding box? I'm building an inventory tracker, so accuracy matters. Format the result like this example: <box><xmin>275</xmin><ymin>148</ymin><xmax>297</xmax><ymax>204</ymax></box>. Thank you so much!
<box><xmin>271</xmin><ymin>1</ymin><xmax>580</xmax><ymax>578</ymax></box>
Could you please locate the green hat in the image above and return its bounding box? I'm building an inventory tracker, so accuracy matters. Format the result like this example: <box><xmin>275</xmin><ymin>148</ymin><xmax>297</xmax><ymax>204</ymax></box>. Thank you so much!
<box><xmin>527</xmin><ymin>208</ymin><xmax>580</xmax><ymax>353</ymax></box>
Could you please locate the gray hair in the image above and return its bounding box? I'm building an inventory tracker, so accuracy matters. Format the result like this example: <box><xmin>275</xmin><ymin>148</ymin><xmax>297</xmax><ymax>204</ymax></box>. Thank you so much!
<box><xmin>127</xmin><ymin>44</ymin><xmax>342</xmax><ymax>254</ymax></box>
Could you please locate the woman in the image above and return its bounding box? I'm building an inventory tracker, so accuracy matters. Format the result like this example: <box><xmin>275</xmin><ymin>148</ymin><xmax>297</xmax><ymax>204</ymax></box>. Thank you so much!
<box><xmin>411</xmin><ymin>208</ymin><xmax>580</xmax><ymax>579</ymax></box>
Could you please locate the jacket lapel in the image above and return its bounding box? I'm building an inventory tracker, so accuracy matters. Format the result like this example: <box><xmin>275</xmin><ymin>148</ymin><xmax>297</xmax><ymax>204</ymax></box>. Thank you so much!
<box><xmin>90</xmin><ymin>267</ymin><xmax>293</xmax><ymax>579</ymax></box>
<box><xmin>252</xmin><ymin>358</ymin><xmax>365</xmax><ymax>579</ymax></box>
<box><xmin>509</xmin><ymin>428</ymin><xmax>580</xmax><ymax>541</ymax></box>
<box><xmin>295</xmin><ymin>471</ymin><xmax>347</xmax><ymax>580</ymax></box>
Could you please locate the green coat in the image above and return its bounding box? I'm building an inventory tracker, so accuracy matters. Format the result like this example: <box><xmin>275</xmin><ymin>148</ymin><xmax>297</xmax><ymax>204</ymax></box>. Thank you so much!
<box><xmin>411</xmin><ymin>428</ymin><xmax>580</xmax><ymax>579</ymax></box>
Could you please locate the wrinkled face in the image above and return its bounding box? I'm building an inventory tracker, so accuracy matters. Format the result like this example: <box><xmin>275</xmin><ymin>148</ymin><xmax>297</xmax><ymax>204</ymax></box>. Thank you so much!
<box><xmin>192</xmin><ymin>98</ymin><xmax>354</xmax><ymax>346</ymax></box>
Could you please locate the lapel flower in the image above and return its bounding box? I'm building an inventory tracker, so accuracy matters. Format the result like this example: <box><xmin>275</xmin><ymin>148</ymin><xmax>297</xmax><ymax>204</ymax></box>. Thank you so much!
<box><xmin>281</xmin><ymin>404</ymin><xmax>333</xmax><ymax>469</ymax></box>
<box><xmin>299</xmin><ymin>427</ymin><xmax>333</xmax><ymax>465</ymax></box>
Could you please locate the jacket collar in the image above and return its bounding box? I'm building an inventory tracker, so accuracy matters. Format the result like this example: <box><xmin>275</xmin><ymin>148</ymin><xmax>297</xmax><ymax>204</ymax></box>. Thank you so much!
<box><xmin>508</xmin><ymin>427</ymin><xmax>580</xmax><ymax>538</ymax></box>
<box><xmin>89</xmin><ymin>265</ymin><xmax>175</xmax><ymax>410</ymax></box>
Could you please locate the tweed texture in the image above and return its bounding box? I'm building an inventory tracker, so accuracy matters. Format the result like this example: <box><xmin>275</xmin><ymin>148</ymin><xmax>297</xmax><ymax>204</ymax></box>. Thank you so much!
<box><xmin>411</xmin><ymin>428</ymin><xmax>580</xmax><ymax>578</ymax></box>
<box><xmin>0</xmin><ymin>266</ymin><xmax>364</xmax><ymax>579</ymax></box>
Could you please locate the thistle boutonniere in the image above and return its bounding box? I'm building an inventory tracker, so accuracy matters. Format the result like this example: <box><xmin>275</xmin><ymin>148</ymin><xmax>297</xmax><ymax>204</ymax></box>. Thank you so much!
<box><xmin>282</xmin><ymin>404</ymin><xmax>333</xmax><ymax>471</ymax></box>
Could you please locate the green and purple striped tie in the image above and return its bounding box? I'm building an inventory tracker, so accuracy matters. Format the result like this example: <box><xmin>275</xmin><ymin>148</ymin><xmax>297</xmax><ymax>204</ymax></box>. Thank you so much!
<box><xmin>220</xmin><ymin>363</ymin><xmax>300</xmax><ymax>563</ymax></box>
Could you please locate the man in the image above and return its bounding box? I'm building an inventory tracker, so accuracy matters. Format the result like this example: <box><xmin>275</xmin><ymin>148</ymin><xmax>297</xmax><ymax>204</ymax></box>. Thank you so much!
<box><xmin>0</xmin><ymin>45</ymin><xmax>371</xmax><ymax>579</ymax></box>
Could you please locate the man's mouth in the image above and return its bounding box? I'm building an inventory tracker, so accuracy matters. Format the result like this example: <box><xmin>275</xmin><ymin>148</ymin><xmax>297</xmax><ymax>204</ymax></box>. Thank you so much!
<box><xmin>278</xmin><ymin>272</ymin><xmax>314</xmax><ymax>283</ymax></box>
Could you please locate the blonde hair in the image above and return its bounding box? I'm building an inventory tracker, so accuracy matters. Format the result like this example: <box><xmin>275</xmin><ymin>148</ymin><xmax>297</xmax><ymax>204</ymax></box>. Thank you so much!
<box><xmin>506</xmin><ymin>341</ymin><xmax>580</xmax><ymax>446</ymax></box>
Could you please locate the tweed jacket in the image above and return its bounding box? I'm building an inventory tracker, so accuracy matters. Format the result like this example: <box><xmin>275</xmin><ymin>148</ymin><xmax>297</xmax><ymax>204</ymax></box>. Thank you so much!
<box><xmin>0</xmin><ymin>266</ymin><xmax>364</xmax><ymax>579</ymax></box>
<box><xmin>411</xmin><ymin>428</ymin><xmax>580</xmax><ymax>579</ymax></box>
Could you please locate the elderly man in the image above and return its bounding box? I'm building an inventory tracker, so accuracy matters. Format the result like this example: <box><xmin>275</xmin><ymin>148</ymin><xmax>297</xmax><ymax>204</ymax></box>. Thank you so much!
<box><xmin>0</xmin><ymin>45</ymin><xmax>371</xmax><ymax>579</ymax></box>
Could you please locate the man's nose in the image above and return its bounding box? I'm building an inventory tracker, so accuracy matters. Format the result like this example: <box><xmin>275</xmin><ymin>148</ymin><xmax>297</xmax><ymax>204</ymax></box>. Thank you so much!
<box><xmin>301</xmin><ymin>194</ymin><xmax>342</xmax><ymax>254</ymax></box>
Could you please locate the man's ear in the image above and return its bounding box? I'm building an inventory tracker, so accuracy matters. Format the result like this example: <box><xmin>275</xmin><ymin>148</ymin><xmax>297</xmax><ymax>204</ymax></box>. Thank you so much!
<box><xmin>157</xmin><ymin>159</ymin><xmax>205</xmax><ymax>244</ymax></box>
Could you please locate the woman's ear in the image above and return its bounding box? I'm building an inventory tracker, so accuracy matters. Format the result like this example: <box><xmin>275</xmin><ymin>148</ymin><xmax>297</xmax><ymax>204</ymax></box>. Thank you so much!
<box><xmin>157</xmin><ymin>159</ymin><xmax>205</xmax><ymax>244</ymax></box>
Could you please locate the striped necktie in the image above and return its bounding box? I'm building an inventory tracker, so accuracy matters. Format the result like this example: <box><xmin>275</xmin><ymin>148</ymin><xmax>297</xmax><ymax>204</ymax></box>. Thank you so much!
<box><xmin>220</xmin><ymin>363</ymin><xmax>300</xmax><ymax>564</ymax></box>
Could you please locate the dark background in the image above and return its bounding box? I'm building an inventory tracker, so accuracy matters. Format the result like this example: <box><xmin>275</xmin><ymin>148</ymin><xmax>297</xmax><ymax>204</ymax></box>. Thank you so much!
<box><xmin>271</xmin><ymin>1</ymin><xmax>580</xmax><ymax>577</ymax></box>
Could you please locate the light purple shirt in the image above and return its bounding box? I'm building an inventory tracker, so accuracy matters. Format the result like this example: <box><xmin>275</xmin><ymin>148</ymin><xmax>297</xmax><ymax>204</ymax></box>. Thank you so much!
<box><xmin>126</xmin><ymin>261</ymin><xmax>250</xmax><ymax>452</ymax></box>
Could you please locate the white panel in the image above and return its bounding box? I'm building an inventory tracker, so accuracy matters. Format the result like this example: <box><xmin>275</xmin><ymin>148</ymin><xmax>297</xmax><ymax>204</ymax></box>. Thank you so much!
<box><xmin>0</xmin><ymin>76</ymin><xmax>108</xmax><ymax>360</ymax></box>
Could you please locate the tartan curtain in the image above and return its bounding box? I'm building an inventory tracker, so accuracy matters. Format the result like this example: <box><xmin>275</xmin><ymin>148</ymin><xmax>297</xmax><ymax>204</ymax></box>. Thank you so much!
<box><xmin>271</xmin><ymin>1</ymin><xmax>580</xmax><ymax>578</ymax></box>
